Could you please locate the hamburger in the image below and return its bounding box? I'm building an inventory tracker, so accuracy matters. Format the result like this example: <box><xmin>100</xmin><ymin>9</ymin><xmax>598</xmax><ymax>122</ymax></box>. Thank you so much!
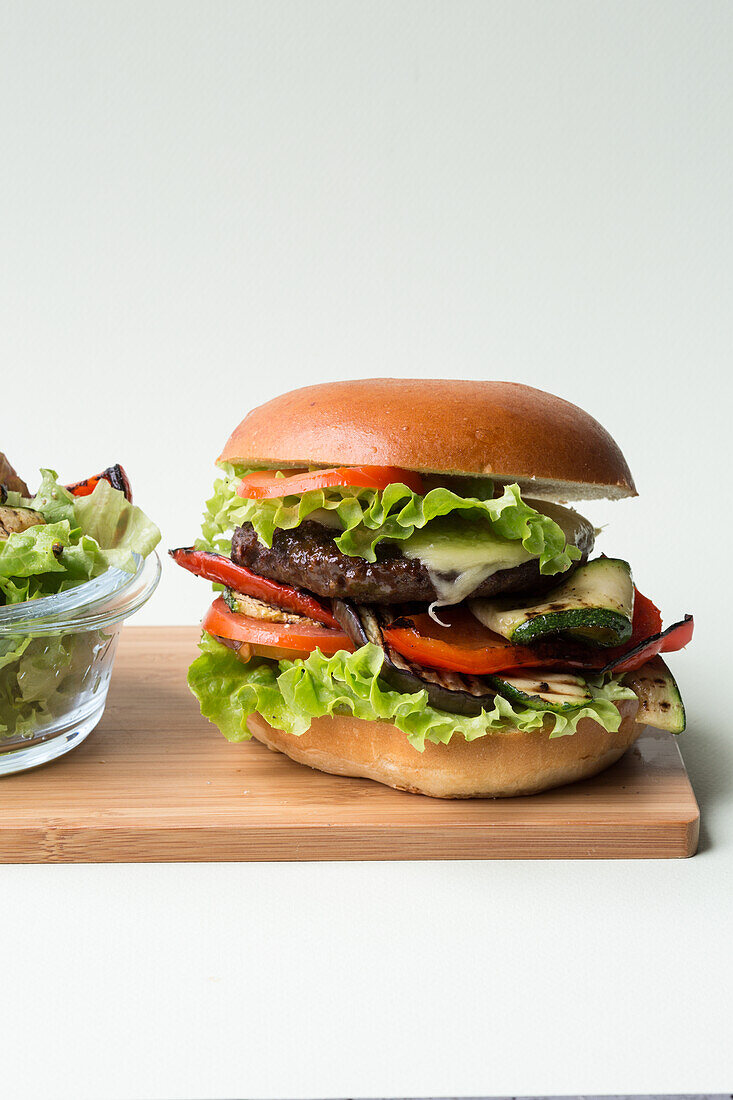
<box><xmin>171</xmin><ymin>379</ymin><xmax>693</xmax><ymax>798</ymax></box>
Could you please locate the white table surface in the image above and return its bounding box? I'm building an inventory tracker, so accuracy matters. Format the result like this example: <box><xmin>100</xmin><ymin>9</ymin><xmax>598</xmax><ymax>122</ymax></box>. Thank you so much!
<box><xmin>1</xmin><ymin>641</ymin><xmax>730</xmax><ymax>1100</ymax></box>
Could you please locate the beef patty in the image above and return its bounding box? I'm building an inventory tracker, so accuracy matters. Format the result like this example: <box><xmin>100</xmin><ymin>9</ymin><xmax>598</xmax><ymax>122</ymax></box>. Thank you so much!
<box><xmin>231</xmin><ymin>521</ymin><xmax>588</xmax><ymax>604</ymax></box>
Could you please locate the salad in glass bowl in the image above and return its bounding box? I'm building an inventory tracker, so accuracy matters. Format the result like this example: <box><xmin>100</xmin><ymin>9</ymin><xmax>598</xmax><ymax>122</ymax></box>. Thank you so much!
<box><xmin>0</xmin><ymin>455</ymin><xmax>160</xmax><ymax>774</ymax></box>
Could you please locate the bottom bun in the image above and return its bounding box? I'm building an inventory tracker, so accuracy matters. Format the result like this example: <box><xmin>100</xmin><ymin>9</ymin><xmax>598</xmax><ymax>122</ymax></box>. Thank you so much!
<box><xmin>246</xmin><ymin>699</ymin><xmax>641</xmax><ymax>798</ymax></box>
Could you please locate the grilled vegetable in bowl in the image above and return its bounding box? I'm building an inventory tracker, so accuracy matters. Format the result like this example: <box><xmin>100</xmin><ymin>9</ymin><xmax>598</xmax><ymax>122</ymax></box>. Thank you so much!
<box><xmin>0</xmin><ymin>454</ymin><xmax>30</xmax><ymax>497</ymax></box>
<box><xmin>65</xmin><ymin>463</ymin><xmax>134</xmax><ymax>503</ymax></box>
<box><xmin>0</xmin><ymin>458</ymin><xmax>160</xmax><ymax>774</ymax></box>
<box><xmin>0</xmin><ymin>501</ymin><xmax>45</xmax><ymax>538</ymax></box>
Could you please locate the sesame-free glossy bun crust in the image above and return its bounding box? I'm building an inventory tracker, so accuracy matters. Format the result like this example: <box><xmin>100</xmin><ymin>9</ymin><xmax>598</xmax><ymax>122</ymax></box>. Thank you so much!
<box><xmin>219</xmin><ymin>379</ymin><xmax>636</xmax><ymax>500</ymax></box>
<box><xmin>246</xmin><ymin>699</ymin><xmax>640</xmax><ymax>799</ymax></box>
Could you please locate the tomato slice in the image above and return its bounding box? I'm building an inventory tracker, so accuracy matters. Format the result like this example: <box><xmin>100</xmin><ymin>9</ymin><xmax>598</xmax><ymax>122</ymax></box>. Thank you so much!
<box><xmin>170</xmin><ymin>547</ymin><xmax>337</xmax><ymax>627</ymax></box>
<box><xmin>202</xmin><ymin>597</ymin><xmax>353</xmax><ymax>658</ymax></box>
<box><xmin>237</xmin><ymin>465</ymin><xmax>425</xmax><ymax>499</ymax></box>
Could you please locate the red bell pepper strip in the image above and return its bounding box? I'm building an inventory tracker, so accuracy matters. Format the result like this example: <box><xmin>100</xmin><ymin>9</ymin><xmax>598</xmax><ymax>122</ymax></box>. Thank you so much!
<box><xmin>383</xmin><ymin>589</ymin><xmax>691</xmax><ymax>677</ymax></box>
<box><xmin>599</xmin><ymin>614</ymin><xmax>694</xmax><ymax>675</ymax></box>
<box><xmin>169</xmin><ymin>547</ymin><xmax>338</xmax><ymax>627</ymax></box>
<box><xmin>66</xmin><ymin>464</ymin><xmax>133</xmax><ymax>503</ymax></box>
<box><xmin>383</xmin><ymin>607</ymin><xmax>552</xmax><ymax>675</ymax></box>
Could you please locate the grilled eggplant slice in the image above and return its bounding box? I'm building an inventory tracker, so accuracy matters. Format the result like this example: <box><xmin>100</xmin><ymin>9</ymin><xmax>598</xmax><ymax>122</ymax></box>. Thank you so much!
<box><xmin>471</xmin><ymin>557</ymin><xmax>634</xmax><ymax>647</ymax></box>
<box><xmin>333</xmin><ymin>599</ymin><xmax>497</xmax><ymax>717</ymax></box>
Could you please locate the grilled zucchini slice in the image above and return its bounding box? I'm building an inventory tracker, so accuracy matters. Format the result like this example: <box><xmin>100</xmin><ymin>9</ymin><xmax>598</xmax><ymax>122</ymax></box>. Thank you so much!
<box><xmin>623</xmin><ymin>656</ymin><xmax>685</xmax><ymax>733</ymax></box>
<box><xmin>486</xmin><ymin>669</ymin><xmax>594</xmax><ymax>713</ymax></box>
<box><xmin>471</xmin><ymin>557</ymin><xmax>633</xmax><ymax>647</ymax></box>
<box><xmin>222</xmin><ymin>587</ymin><xmax>305</xmax><ymax>624</ymax></box>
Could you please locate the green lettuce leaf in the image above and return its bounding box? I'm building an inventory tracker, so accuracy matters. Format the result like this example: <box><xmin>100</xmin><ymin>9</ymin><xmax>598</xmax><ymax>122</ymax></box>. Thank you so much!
<box><xmin>26</xmin><ymin>467</ymin><xmax>78</xmax><ymax>524</ymax></box>
<box><xmin>71</xmin><ymin>477</ymin><xmax>161</xmax><ymax>572</ymax></box>
<box><xmin>198</xmin><ymin>464</ymin><xmax>581</xmax><ymax>573</ymax></box>
<box><xmin>0</xmin><ymin>470</ymin><xmax>160</xmax><ymax>604</ymax></box>
<box><xmin>0</xmin><ymin>630</ymin><xmax>111</xmax><ymax>739</ymax></box>
<box><xmin>188</xmin><ymin>633</ymin><xmax>635</xmax><ymax>751</ymax></box>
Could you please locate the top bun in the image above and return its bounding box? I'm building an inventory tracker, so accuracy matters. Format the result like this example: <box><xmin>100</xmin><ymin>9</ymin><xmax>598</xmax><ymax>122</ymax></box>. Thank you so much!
<box><xmin>219</xmin><ymin>379</ymin><xmax>636</xmax><ymax>501</ymax></box>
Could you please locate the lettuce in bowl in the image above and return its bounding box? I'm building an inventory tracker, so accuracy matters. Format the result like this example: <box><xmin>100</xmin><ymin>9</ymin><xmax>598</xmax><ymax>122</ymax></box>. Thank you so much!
<box><xmin>0</xmin><ymin>469</ymin><xmax>160</xmax><ymax>605</ymax></box>
<box><xmin>0</xmin><ymin>469</ymin><xmax>161</xmax><ymax>749</ymax></box>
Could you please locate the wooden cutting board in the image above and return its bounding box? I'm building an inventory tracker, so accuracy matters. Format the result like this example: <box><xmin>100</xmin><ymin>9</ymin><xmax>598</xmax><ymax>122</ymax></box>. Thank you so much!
<box><xmin>0</xmin><ymin>627</ymin><xmax>699</xmax><ymax>861</ymax></box>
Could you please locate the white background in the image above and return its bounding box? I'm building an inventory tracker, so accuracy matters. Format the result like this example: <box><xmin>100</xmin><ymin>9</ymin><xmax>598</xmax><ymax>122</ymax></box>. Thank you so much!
<box><xmin>1</xmin><ymin>3</ymin><xmax>732</xmax><ymax>1099</ymax></box>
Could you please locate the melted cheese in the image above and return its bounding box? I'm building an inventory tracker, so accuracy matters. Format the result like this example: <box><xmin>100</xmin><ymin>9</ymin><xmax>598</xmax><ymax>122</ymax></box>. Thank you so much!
<box><xmin>398</xmin><ymin>499</ymin><xmax>593</xmax><ymax>616</ymax></box>
<box><xmin>307</xmin><ymin>508</ymin><xmax>344</xmax><ymax>529</ymax></box>
<box><xmin>401</xmin><ymin>520</ymin><xmax>533</xmax><ymax>615</ymax></box>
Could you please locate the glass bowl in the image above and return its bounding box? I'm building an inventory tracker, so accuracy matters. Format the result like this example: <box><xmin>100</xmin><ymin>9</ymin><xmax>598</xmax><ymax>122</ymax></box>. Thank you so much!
<box><xmin>0</xmin><ymin>552</ymin><xmax>161</xmax><ymax>775</ymax></box>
